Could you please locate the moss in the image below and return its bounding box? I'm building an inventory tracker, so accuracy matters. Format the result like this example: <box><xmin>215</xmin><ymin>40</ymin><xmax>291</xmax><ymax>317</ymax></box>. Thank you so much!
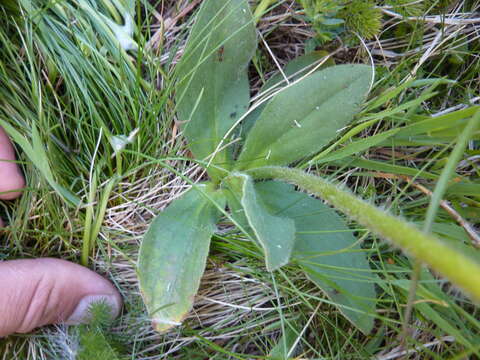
<box><xmin>339</xmin><ymin>1</ymin><xmax>382</xmax><ymax>40</ymax></box>
<box><xmin>76</xmin><ymin>302</ymin><xmax>124</xmax><ymax>360</ymax></box>
<box><xmin>297</xmin><ymin>0</ymin><xmax>382</xmax><ymax>42</ymax></box>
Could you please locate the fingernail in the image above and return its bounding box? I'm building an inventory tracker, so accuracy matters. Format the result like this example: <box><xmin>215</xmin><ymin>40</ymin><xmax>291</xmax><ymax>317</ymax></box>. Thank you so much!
<box><xmin>65</xmin><ymin>294</ymin><xmax>121</xmax><ymax>325</ymax></box>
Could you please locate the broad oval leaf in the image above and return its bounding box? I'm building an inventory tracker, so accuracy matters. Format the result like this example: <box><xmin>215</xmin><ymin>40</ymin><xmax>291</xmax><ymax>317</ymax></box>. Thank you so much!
<box><xmin>175</xmin><ymin>0</ymin><xmax>256</xmax><ymax>179</ymax></box>
<box><xmin>236</xmin><ymin>64</ymin><xmax>372</xmax><ymax>170</ymax></box>
<box><xmin>226</xmin><ymin>173</ymin><xmax>296</xmax><ymax>271</ymax></box>
<box><xmin>138</xmin><ymin>184</ymin><xmax>225</xmax><ymax>333</ymax></box>
<box><xmin>255</xmin><ymin>180</ymin><xmax>377</xmax><ymax>334</ymax></box>
<box><xmin>239</xmin><ymin>51</ymin><xmax>335</xmax><ymax>141</ymax></box>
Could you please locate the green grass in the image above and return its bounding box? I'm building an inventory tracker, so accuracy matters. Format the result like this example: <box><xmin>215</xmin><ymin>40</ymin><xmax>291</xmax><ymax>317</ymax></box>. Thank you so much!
<box><xmin>1</xmin><ymin>0</ymin><xmax>480</xmax><ymax>358</ymax></box>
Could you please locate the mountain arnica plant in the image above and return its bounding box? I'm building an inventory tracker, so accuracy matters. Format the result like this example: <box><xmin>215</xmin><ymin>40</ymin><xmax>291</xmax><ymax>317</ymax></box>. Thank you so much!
<box><xmin>138</xmin><ymin>0</ymin><xmax>480</xmax><ymax>335</ymax></box>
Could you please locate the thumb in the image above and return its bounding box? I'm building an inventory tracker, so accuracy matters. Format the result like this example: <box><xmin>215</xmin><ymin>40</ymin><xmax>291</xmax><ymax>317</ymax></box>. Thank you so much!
<box><xmin>0</xmin><ymin>126</ymin><xmax>24</xmax><ymax>201</ymax></box>
<box><xmin>0</xmin><ymin>258</ymin><xmax>122</xmax><ymax>337</ymax></box>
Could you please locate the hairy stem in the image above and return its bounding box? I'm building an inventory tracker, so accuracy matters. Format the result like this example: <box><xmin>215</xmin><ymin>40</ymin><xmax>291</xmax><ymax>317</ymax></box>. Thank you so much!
<box><xmin>247</xmin><ymin>166</ymin><xmax>480</xmax><ymax>301</ymax></box>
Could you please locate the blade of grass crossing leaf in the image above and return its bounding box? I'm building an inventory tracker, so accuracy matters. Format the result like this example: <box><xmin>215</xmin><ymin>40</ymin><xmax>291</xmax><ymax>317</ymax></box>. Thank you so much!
<box><xmin>241</xmin><ymin>51</ymin><xmax>334</xmax><ymax>141</ymax></box>
<box><xmin>260</xmin><ymin>51</ymin><xmax>335</xmax><ymax>95</ymax></box>
<box><xmin>360</xmin><ymin>92</ymin><xmax>438</xmax><ymax>123</ymax></box>
<box><xmin>312</xmin><ymin>128</ymin><xmax>400</xmax><ymax>164</ymax></box>
<box><xmin>305</xmin><ymin>117</ymin><xmax>387</xmax><ymax>166</ymax></box>
<box><xmin>363</xmin><ymin>78</ymin><xmax>415</xmax><ymax>111</ymax></box>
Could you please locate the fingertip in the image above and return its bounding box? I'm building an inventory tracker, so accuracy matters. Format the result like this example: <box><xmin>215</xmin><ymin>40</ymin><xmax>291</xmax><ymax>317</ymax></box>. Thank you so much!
<box><xmin>0</xmin><ymin>126</ymin><xmax>25</xmax><ymax>200</ymax></box>
<box><xmin>0</xmin><ymin>258</ymin><xmax>122</xmax><ymax>336</ymax></box>
<box><xmin>0</xmin><ymin>172</ymin><xmax>25</xmax><ymax>200</ymax></box>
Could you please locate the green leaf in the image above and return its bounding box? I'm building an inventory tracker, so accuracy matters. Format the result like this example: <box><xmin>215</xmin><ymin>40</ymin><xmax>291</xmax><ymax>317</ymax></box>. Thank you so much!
<box><xmin>255</xmin><ymin>181</ymin><xmax>377</xmax><ymax>334</ymax></box>
<box><xmin>262</xmin><ymin>50</ymin><xmax>335</xmax><ymax>95</ymax></box>
<box><xmin>226</xmin><ymin>173</ymin><xmax>296</xmax><ymax>271</ymax></box>
<box><xmin>236</xmin><ymin>64</ymin><xmax>372</xmax><ymax>170</ymax></box>
<box><xmin>240</xmin><ymin>51</ymin><xmax>334</xmax><ymax>140</ymax></box>
<box><xmin>138</xmin><ymin>184</ymin><xmax>225</xmax><ymax>333</ymax></box>
<box><xmin>175</xmin><ymin>0</ymin><xmax>256</xmax><ymax>179</ymax></box>
<box><xmin>223</xmin><ymin>185</ymin><xmax>251</xmax><ymax>234</ymax></box>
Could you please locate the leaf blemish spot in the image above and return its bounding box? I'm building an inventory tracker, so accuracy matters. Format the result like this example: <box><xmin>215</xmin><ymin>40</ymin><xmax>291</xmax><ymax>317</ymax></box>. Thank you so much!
<box><xmin>217</xmin><ymin>45</ymin><xmax>225</xmax><ymax>62</ymax></box>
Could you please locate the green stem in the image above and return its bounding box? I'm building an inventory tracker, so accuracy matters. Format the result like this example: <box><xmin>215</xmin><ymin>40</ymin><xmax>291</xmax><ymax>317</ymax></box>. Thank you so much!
<box><xmin>247</xmin><ymin>166</ymin><xmax>480</xmax><ymax>301</ymax></box>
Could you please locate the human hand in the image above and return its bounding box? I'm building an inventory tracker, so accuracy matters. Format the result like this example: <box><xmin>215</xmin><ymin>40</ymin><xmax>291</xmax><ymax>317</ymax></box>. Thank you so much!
<box><xmin>0</xmin><ymin>127</ymin><xmax>122</xmax><ymax>337</ymax></box>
